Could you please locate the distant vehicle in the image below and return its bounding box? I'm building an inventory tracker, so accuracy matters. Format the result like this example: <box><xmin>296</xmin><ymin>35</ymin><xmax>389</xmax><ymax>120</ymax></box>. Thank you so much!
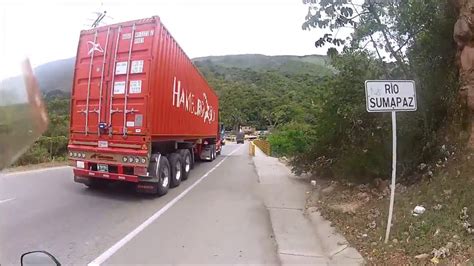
<box><xmin>246</xmin><ymin>134</ymin><xmax>258</xmax><ymax>141</ymax></box>
<box><xmin>236</xmin><ymin>132</ymin><xmax>245</xmax><ymax>144</ymax></box>
<box><xmin>68</xmin><ymin>17</ymin><xmax>222</xmax><ymax>195</ymax></box>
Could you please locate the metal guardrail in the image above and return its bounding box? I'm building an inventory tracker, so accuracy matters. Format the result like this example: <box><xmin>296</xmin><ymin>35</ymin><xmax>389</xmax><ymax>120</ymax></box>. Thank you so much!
<box><xmin>253</xmin><ymin>139</ymin><xmax>271</xmax><ymax>156</ymax></box>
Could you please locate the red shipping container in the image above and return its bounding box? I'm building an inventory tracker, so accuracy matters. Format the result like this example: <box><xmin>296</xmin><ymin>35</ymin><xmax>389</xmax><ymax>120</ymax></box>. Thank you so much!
<box><xmin>70</xmin><ymin>16</ymin><xmax>218</xmax><ymax>146</ymax></box>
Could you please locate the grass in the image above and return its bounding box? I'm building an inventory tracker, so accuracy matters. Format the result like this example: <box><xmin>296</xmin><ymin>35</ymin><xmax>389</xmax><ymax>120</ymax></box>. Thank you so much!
<box><xmin>310</xmin><ymin>150</ymin><xmax>474</xmax><ymax>264</ymax></box>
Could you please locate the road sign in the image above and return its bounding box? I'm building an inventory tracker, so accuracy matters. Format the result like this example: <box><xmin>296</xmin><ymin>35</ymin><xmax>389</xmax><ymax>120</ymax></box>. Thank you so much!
<box><xmin>364</xmin><ymin>80</ymin><xmax>417</xmax><ymax>244</ymax></box>
<box><xmin>365</xmin><ymin>80</ymin><xmax>416</xmax><ymax>112</ymax></box>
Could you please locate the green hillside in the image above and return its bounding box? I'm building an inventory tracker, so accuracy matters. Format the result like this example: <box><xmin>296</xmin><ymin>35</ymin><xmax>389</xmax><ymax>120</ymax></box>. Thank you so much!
<box><xmin>24</xmin><ymin>54</ymin><xmax>331</xmax><ymax>96</ymax></box>
<box><xmin>193</xmin><ymin>55</ymin><xmax>333</xmax><ymax>131</ymax></box>
<box><xmin>193</xmin><ymin>54</ymin><xmax>332</xmax><ymax>76</ymax></box>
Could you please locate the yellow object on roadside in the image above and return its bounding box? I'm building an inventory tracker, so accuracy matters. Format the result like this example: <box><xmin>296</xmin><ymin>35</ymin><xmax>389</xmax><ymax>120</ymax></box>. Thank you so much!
<box><xmin>249</xmin><ymin>142</ymin><xmax>256</xmax><ymax>156</ymax></box>
<box><xmin>253</xmin><ymin>140</ymin><xmax>271</xmax><ymax>156</ymax></box>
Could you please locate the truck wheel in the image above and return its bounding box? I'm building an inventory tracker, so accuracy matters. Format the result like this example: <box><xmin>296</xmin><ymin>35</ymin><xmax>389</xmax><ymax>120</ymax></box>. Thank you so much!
<box><xmin>167</xmin><ymin>153</ymin><xmax>182</xmax><ymax>188</ymax></box>
<box><xmin>149</xmin><ymin>155</ymin><xmax>170</xmax><ymax>196</ymax></box>
<box><xmin>179</xmin><ymin>149</ymin><xmax>192</xmax><ymax>181</ymax></box>
<box><xmin>210</xmin><ymin>145</ymin><xmax>216</xmax><ymax>161</ymax></box>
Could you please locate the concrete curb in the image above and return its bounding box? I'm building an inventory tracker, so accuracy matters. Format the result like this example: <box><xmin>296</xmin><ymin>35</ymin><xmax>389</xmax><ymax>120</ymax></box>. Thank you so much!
<box><xmin>306</xmin><ymin>207</ymin><xmax>365</xmax><ymax>265</ymax></box>
<box><xmin>252</xmin><ymin>146</ymin><xmax>365</xmax><ymax>265</ymax></box>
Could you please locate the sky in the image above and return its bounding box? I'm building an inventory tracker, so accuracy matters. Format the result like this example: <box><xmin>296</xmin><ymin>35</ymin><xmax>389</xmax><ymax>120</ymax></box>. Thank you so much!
<box><xmin>0</xmin><ymin>0</ymin><xmax>337</xmax><ymax>77</ymax></box>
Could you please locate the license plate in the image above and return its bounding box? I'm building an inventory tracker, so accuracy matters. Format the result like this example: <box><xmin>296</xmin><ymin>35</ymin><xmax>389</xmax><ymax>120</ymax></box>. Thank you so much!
<box><xmin>97</xmin><ymin>164</ymin><xmax>108</xmax><ymax>172</ymax></box>
<box><xmin>98</xmin><ymin>140</ymin><xmax>108</xmax><ymax>148</ymax></box>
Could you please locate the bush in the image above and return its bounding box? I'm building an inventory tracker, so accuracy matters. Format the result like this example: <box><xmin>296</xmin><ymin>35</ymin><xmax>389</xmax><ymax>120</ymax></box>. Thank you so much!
<box><xmin>273</xmin><ymin>42</ymin><xmax>463</xmax><ymax>182</ymax></box>
<box><xmin>15</xmin><ymin>143</ymin><xmax>50</xmax><ymax>165</ymax></box>
<box><xmin>268</xmin><ymin>122</ymin><xmax>313</xmax><ymax>157</ymax></box>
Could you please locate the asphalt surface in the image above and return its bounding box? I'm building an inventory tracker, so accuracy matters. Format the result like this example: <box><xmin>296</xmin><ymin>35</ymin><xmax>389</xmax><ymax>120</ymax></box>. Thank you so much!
<box><xmin>0</xmin><ymin>143</ymin><xmax>279</xmax><ymax>265</ymax></box>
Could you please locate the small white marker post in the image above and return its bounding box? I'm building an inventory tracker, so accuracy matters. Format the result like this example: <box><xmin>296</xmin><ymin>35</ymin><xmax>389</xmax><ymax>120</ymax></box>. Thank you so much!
<box><xmin>364</xmin><ymin>80</ymin><xmax>417</xmax><ymax>243</ymax></box>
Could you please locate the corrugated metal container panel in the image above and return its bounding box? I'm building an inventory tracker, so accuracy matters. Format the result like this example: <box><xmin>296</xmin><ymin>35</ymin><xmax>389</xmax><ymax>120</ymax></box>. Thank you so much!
<box><xmin>150</xmin><ymin>22</ymin><xmax>218</xmax><ymax>139</ymax></box>
<box><xmin>69</xmin><ymin>16</ymin><xmax>218</xmax><ymax>145</ymax></box>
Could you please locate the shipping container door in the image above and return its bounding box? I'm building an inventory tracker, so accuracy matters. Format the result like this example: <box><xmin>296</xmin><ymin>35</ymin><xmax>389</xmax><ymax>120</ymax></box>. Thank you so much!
<box><xmin>71</xmin><ymin>27</ymin><xmax>114</xmax><ymax>136</ymax></box>
<box><xmin>105</xmin><ymin>21</ymin><xmax>155</xmax><ymax>137</ymax></box>
<box><xmin>71</xmin><ymin>20</ymin><xmax>155</xmax><ymax>139</ymax></box>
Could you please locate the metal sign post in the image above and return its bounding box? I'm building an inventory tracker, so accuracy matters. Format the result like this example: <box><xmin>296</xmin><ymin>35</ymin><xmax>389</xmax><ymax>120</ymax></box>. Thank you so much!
<box><xmin>386</xmin><ymin>111</ymin><xmax>397</xmax><ymax>243</ymax></box>
<box><xmin>364</xmin><ymin>80</ymin><xmax>417</xmax><ymax>243</ymax></box>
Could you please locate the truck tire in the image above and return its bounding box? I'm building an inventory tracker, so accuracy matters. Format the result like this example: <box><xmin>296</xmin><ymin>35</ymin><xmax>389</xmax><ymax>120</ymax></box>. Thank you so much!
<box><xmin>179</xmin><ymin>149</ymin><xmax>192</xmax><ymax>181</ymax></box>
<box><xmin>210</xmin><ymin>145</ymin><xmax>216</xmax><ymax>161</ymax></box>
<box><xmin>167</xmin><ymin>153</ymin><xmax>182</xmax><ymax>188</ymax></box>
<box><xmin>149</xmin><ymin>155</ymin><xmax>170</xmax><ymax>196</ymax></box>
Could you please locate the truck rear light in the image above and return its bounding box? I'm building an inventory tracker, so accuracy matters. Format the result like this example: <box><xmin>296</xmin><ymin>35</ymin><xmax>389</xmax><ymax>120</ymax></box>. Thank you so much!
<box><xmin>122</xmin><ymin>156</ymin><xmax>128</xmax><ymax>163</ymax></box>
<box><xmin>134</xmin><ymin>166</ymin><xmax>147</xmax><ymax>176</ymax></box>
<box><xmin>69</xmin><ymin>151</ymin><xmax>73</xmax><ymax>157</ymax></box>
<box><xmin>134</xmin><ymin>157</ymin><xmax>140</xmax><ymax>163</ymax></box>
<box><xmin>128</xmin><ymin>156</ymin><xmax>134</xmax><ymax>163</ymax></box>
<box><xmin>141</xmin><ymin>157</ymin><xmax>146</xmax><ymax>164</ymax></box>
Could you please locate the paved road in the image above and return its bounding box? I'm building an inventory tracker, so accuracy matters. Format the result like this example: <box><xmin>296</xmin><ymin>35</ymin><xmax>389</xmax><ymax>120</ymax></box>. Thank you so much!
<box><xmin>0</xmin><ymin>143</ymin><xmax>279</xmax><ymax>265</ymax></box>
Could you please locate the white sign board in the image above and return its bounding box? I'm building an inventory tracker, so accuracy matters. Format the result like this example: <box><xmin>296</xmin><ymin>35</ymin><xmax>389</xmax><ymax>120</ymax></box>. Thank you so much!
<box><xmin>365</xmin><ymin>80</ymin><xmax>417</xmax><ymax>112</ymax></box>
<box><xmin>364</xmin><ymin>79</ymin><xmax>417</xmax><ymax>244</ymax></box>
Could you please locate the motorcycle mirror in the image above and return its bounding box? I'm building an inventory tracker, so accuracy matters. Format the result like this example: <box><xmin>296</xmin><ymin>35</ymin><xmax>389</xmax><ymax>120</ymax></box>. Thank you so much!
<box><xmin>21</xmin><ymin>251</ymin><xmax>60</xmax><ymax>266</ymax></box>
<box><xmin>0</xmin><ymin>58</ymin><xmax>48</xmax><ymax>170</ymax></box>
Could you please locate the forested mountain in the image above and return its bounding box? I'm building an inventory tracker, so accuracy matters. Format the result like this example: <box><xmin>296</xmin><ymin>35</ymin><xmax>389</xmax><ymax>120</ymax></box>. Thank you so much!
<box><xmin>23</xmin><ymin>54</ymin><xmax>330</xmax><ymax>99</ymax></box>
<box><xmin>193</xmin><ymin>54</ymin><xmax>332</xmax><ymax>76</ymax></box>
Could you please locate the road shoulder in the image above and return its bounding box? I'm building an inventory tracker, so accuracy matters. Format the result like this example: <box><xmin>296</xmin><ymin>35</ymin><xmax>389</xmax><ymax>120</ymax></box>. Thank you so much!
<box><xmin>252</xmin><ymin>147</ymin><xmax>365</xmax><ymax>265</ymax></box>
<box><xmin>3</xmin><ymin>161</ymin><xmax>68</xmax><ymax>174</ymax></box>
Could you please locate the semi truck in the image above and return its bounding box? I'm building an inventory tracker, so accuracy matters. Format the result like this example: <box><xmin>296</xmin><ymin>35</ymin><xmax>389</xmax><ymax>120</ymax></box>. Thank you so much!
<box><xmin>67</xmin><ymin>16</ymin><xmax>222</xmax><ymax>195</ymax></box>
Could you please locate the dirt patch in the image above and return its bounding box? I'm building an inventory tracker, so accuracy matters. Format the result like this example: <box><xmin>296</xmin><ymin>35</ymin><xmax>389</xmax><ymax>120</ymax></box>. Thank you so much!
<box><xmin>308</xmin><ymin>154</ymin><xmax>474</xmax><ymax>265</ymax></box>
<box><xmin>329</xmin><ymin>201</ymin><xmax>364</xmax><ymax>214</ymax></box>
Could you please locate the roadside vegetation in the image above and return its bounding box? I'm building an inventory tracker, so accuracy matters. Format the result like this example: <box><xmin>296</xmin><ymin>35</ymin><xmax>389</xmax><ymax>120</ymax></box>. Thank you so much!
<box><xmin>269</xmin><ymin>1</ymin><xmax>471</xmax><ymax>264</ymax></box>
<box><xmin>14</xmin><ymin>95</ymin><xmax>70</xmax><ymax>166</ymax></box>
<box><xmin>309</xmin><ymin>149</ymin><xmax>474</xmax><ymax>264</ymax></box>
<box><xmin>201</xmin><ymin>0</ymin><xmax>474</xmax><ymax>264</ymax></box>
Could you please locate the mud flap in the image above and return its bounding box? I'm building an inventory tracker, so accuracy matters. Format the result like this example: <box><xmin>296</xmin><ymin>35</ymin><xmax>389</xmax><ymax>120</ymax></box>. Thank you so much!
<box><xmin>136</xmin><ymin>176</ymin><xmax>160</xmax><ymax>194</ymax></box>
<box><xmin>74</xmin><ymin>175</ymin><xmax>92</xmax><ymax>185</ymax></box>
<box><xmin>136</xmin><ymin>153</ymin><xmax>161</xmax><ymax>194</ymax></box>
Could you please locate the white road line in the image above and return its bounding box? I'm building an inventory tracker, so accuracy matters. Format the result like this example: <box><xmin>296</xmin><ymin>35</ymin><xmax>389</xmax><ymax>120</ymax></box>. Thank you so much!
<box><xmin>4</xmin><ymin>166</ymin><xmax>70</xmax><ymax>176</ymax></box>
<box><xmin>88</xmin><ymin>145</ymin><xmax>242</xmax><ymax>266</ymax></box>
<box><xmin>0</xmin><ymin>198</ymin><xmax>15</xmax><ymax>204</ymax></box>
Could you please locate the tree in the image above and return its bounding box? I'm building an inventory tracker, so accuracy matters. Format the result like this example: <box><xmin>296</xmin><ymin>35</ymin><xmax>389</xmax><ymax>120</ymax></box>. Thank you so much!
<box><xmin>302</xmin><ymin>0</ymin><xmax>442</xmax><ymax>78</ymax></box>
<box><xmin>270</xmin><ymin>0</ymin><xmax>465</xmax><ymax>180</ymax></box>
